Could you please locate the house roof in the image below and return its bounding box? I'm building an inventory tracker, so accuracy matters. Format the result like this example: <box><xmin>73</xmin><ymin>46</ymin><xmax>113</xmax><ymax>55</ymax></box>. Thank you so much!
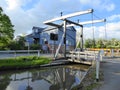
<box><xmin>32</xmin><ymin>26</ymin><xmax>45</xmax><ymax>33</ymax></box>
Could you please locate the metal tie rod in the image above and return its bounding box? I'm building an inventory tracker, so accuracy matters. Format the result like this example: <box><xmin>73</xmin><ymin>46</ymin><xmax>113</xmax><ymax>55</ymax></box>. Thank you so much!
<box><xmin>44</xmin><ymin>9</ymin><xmax>93</xmax><ymax>24</ymax></box>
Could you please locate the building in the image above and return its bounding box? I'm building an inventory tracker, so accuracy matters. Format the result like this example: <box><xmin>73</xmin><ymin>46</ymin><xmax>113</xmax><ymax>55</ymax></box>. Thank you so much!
<box><xmin>25</xmin><ymin>26</ymin><xmax>76</xmax><ymax>53</ymax></box>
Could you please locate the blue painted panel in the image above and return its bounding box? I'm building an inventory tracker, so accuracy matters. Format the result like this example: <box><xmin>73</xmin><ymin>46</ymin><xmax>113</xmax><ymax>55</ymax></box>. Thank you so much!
<box><xmin>25</xmin><ymin>26</ymin><xmax>76</xmax><ymax>47</ymax></box>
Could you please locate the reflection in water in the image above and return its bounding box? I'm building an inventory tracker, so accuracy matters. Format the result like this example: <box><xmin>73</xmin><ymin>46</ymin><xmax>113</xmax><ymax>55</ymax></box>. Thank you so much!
<box><xmin>0</xmin><ymin>65</ymin><xmax>89</xmax><ymax>90</ymax></box>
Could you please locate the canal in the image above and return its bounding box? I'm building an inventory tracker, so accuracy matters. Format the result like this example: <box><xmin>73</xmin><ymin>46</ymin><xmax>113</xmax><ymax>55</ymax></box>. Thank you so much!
<box><xmin>0</xmin><ymin>64</ymin><xmax>89</xmax><ymax>90</ymax></box>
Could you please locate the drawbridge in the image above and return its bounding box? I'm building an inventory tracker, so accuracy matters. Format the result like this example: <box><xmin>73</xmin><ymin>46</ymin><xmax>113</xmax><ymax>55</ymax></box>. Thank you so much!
<box><xmin>43</xmin><ymin>9</ymin><xmax>106</xmax><ymax>63</ymax></box>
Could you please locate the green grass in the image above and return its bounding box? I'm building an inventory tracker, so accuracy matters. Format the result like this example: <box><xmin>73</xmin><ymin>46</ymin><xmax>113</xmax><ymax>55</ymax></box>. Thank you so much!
<box><xmin>0</xmin><ymin>56</ymin><xmax>52</xmax><ymax>69</ymax></box>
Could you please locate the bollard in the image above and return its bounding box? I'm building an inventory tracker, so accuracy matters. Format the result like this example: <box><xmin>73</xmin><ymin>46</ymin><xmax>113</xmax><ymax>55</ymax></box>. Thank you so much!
<box><xmin>94</xmin><ymin>53</ymin><xmax>96</xmax><ymax>61</ymax></box>
<box><xmin>96</xmin><ymin>52</ymin><xmax>100</xmax><ymax>82</ymax></box>
<box><xmin>99</xmin><ymin>50</ymin><xmax>104</xmax><ymax>61</ymax></box>
<box><xmin>100</xmin><ymin>55</ymin><xmax>103</xmax><ymax>61</ymax></box>
<box><xmin>111</xmin><ymin>49</ymin><xmax>114</xmax><ymax>57</ymax></box>
<box><xmin>96</xmin><ymin>60</ymin><xmax>100</xmax><ymax>82</ymax></box>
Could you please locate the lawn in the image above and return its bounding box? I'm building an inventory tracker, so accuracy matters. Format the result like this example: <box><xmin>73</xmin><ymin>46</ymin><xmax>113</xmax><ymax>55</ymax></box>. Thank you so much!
<box><xmin>0</xmin><ymin>56</ymin><xmax>52</xmax><ymax>70</ymax></box>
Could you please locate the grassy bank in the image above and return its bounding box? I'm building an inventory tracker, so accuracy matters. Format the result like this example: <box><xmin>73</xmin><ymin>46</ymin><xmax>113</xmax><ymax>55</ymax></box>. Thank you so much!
<box><xmin>0</xmin><ymin>56</ymin><xmax>52</xmax><ymax>70</ymax></box>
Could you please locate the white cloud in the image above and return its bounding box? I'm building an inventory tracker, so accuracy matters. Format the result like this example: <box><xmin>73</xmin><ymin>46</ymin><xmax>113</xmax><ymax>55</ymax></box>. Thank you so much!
<box><xmin>1</xmin><ymin>0</ymin><xmax>83</xmax><ymax>36</ymax></box>
<box><xmin>75</xmin><ymin>20</ymin><xmax>120</xmax><ymax>40</ymax></box>
<box><xmin>107</xmin><ymin>14</ymin><xmax>120</xmax><ymax>21</ymax></box>
<box><xmin>0</xmin><ymin>0</ymin><xmax>46</xmax><ymax>36</ymax></box>
<box><xmin>5</xmin><ymin>0</ymin><xmax>20</xmax><ymax>10</ymax></box>
<box><xmin>106</xmin><ymin>22</ymin><xmax>120</xmax><ymax>31</ymax></box>
<box><xmin>0</xmin><ymin>0</ymin><xmax>117</xmax><ymax>38</ymax></box>
<box><xmin>79</xmin><ymin>0</ymin><xmax>115</xmax><ymax>12</ymax></box>
<box><xmin>5</xmin><ymin>0</ymin><xmax>32</xmax><ymax>10</ymax></box>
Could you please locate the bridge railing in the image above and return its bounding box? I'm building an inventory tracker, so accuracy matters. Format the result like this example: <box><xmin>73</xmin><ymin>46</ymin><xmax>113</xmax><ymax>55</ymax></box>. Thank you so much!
<box><xmin>69</xmin><ymin>51</ymin><xmax>99</xmax><ymax>60</ymax></box>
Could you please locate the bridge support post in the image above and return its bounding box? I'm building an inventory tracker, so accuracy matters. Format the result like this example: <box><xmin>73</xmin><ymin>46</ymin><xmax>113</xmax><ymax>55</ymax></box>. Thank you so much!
<box><xmin>80</xmin><ymin>26</ymin><xmax>83</xmax><ymax>51</ymax></box>
<box><xmin>64</xmin><ymin>20</ymin><xmax>67</xmax><ymax>58</ymax></box>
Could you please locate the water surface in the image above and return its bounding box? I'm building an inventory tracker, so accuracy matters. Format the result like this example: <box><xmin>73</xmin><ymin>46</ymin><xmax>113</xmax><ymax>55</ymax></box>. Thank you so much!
<box><xmin>0</xmin><ymin>64</ymin><xmax>89</xmax><ymax>90</ymax></box>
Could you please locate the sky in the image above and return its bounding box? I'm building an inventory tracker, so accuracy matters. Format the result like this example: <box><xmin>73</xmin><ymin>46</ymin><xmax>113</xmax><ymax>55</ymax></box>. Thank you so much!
<box><xmin>0</xmin><ymin>0</ymin><xmax>120</xmax><ymax>39</ymax></box>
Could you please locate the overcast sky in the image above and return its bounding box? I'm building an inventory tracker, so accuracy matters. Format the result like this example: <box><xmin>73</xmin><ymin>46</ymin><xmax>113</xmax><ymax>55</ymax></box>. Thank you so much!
<box><xmin>0</xmin><ymin>0</ymin><xmax>120</xmax><ymax>39</ymax></box>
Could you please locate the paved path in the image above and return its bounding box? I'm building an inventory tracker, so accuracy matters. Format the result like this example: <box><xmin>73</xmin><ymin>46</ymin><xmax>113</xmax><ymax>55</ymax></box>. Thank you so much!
<box><xmin>98</xmin><ymin>57</ymin><xmax>120</xmax><ymax>90</ymax></box>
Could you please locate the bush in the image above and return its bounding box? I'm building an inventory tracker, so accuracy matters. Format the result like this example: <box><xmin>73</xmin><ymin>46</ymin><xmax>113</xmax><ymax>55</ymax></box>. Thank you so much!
<box><xmin>30</xmin><ymin>44</ymin><xmax>41</xmax><ymax>50</ymax></box>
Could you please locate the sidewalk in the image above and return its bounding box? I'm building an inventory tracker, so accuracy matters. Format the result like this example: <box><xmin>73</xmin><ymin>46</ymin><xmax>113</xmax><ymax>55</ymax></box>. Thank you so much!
<box><xmin>98</xmin><ymin>57</ymin><xmax>120</xmax><ymax>90</ymax></box>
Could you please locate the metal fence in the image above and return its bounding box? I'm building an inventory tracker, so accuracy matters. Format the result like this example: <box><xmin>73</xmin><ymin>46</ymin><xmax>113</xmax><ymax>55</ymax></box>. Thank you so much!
<box><xmin>0</xmin><ymin>50</ymin><xmax>41</xmax><ymax>59</ymax></box>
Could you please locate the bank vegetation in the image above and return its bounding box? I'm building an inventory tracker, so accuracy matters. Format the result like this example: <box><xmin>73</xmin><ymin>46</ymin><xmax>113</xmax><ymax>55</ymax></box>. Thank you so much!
<box><xmin>0</xmin><ymin>56</ymin><xmax>52</xmax><ymax>70</ymax></box>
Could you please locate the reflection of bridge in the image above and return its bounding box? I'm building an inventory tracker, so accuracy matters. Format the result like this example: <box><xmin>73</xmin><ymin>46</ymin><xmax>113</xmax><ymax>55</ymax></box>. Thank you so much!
<box><xmin>31</xmin><ymin>66</ymin><xmax>88</xmax><ymax>90</ymax></box>
<box><xmin>0</xmin><ymin>65</ymin><xmax>89</xmax><ymax>90</ymax></box>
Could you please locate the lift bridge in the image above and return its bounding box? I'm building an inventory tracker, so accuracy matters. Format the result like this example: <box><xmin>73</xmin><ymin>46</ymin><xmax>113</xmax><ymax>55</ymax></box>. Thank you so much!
<box><xmin>43</xmin><ymin>9</ymin><xmax>106</xmax><ymax>64</ymax></box>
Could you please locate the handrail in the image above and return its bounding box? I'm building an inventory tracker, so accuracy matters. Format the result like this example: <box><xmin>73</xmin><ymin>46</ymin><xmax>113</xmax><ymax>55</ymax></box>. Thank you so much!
<box><xmin>0</xmin><ymin>50</ymin><xmax>40</xmax><ymax>53</ymax></box>
<box><xmin>0</xmin><ymin>50</ymin><xmax>41</xmax><ymax>57</ymax></box>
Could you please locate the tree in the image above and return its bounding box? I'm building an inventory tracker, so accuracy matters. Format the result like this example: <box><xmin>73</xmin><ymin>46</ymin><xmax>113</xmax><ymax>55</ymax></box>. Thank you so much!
<box><xmin>84</xmin><ymin>38</ymin><xmax>120</xmax><ymax>49</ymax></box>
<box><xmin>8</xmin><ymin>36</ymin><xmax>26</xmax><ymax>50</ymax></box>
<box><xmin>84</xmin><ymin>39</ymin><xmax>95</xmax><ymax>48</ymax></box>
<box><xmin>0</xmin><ymin>7</ymin><xmax>14</xmax><ymax>50</ymax></box>
<box><xmin>84</xmin><ymin>39</ymin><xmax>91</xmax><ymax>48</ymax></box>
<box><xmin>96</xmin><ymin>39</ymin><xmax>104</xmax><ymax>48</ymax></box>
